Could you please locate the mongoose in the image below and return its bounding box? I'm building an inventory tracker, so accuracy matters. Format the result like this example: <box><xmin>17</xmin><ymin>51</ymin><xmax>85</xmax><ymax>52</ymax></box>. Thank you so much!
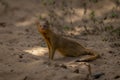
<box><xmin>36</xmin><ymin>21</ymin><xmax>100</xmax><ymax>62</ymax></box>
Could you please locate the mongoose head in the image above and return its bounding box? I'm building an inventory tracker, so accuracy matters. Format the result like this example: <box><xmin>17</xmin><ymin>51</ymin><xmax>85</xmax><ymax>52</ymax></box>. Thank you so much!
<box><xmin>36</xmin><ymin>20</ymin><xmax>50</xmax><ymax>34</ymax></box>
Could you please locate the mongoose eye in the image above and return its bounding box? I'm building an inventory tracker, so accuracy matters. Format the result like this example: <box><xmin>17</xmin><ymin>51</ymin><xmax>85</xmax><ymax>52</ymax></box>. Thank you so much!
<box><xmin>42</xmin><ymin>22</ymin><xmax>49</xmax><ymax>29</ymax></box>
<box><xmin>39</xmin><ymin>24</ymin><xmax>47</xmax><ymax>30</ymax></box>
<box><xmin>43</xmin><ymin>24</ymin><xmax>48</xmax><ymax>28</ymax></box>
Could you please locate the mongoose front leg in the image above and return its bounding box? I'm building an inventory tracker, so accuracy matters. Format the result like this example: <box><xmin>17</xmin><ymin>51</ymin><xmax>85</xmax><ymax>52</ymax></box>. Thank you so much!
<box><xmin>45</xmin><ymin>40</ymin><xmax>51</xmax><ymax>59</ymax></box>
<box><xmin>49</xmin><ymin>47</ymin><xmax>55</xmax><ymax>60</ymax></box>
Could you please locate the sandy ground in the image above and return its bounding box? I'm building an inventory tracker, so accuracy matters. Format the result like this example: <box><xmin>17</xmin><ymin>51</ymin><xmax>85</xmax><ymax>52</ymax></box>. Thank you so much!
<box><xmin>0</xmin><ymin>0</ymin><xmax>120</xmax><ymax>80</ymax></box>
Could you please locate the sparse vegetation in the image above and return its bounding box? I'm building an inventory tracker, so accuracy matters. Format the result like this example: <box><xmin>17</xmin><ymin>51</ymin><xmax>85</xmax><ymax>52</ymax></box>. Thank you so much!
<box><xmin>89</xmin><ymin>10</ymin><xmax>96</xmax><ymax>23</ymax></box>
<box><xmin>0</xmin><ymin>0</ymin><xmax>120</xmax><ymax>80</ymax></box>
<box><xmin>43</xmin><ymin>0</ymin><xmax>55</xmax><ymax>5</ymax></box>
<box><xmin>111</xmin><ymin>28</ymin><xmax>120</xmax><ymax>36</ymax></box>
<box><xmin>92</xmin><ymin>0</ymin><xmax>98</xmax><ymax>3</ymax></box>
<box><xmin>63</xmin><ymin>25</ymin><xmax>70</xmax><ymax>30</ymax></box>
<box><xmin>104</xmin><ymin>26</ymin><xmax>113</xmax><ymax>31</ymax></box>
<box><xmin>111</xmin><ymin>12</ymin><xmax>118</xmax><ymax>18</ymax></box>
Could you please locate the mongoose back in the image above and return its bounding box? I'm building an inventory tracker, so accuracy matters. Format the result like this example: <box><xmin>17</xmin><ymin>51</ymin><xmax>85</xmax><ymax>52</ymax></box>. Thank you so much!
<box><xmin>36</xmin><ymin>21</ymin><xmax>100</xmax><ymax>62</ymax></box>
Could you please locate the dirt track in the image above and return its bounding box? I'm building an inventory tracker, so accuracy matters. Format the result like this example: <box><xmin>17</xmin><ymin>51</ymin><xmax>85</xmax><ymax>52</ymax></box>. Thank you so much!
<box><xmin>0</xmin><ymin>0</ymin><xmax>120</xmax><ymax>80</ymax></box>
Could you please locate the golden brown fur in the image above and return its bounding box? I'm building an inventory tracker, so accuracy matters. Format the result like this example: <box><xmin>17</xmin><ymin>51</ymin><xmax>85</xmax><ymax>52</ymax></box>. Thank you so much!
<box><xmin>36</xmin><ymin>21</ymin><xmax>100</xmax><ymax>62</ymax></box>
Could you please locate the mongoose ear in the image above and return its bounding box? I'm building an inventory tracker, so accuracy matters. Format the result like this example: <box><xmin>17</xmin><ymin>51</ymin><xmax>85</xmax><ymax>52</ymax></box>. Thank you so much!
<box><xmin>44</xmin><ymin>20</ymin><xmax>49</xmax><ymax>25</ymax></box>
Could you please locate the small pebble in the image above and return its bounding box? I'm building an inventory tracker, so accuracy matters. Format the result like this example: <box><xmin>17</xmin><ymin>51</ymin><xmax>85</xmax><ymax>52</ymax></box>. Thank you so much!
<box><xmin>10</xmin><ymin>69</ymin><xmax>14</xmax><ymax>72</ymax></box>
<box><xmin>23</xmin><ymin>76</ymin><xmax>28</xmax><ymax>80</ymax></box>
<box><xmin>114</xmin><ymin>75</ymin><xmax>120</xmax><ymax>79</ymax></box>
<box><xmin>73</xmin><ymin>68</ymin><xmax>79</xmax><ymax>73</ymax></box>
<box><xmin>0</xmin><ymin>22</ymin><xmax>6</xmax><ymax>27</ymax></box>
<box><xmin>92</xmin><ymin>72</ymin><xmax>105</xmax><ymax>79</ymax></box>
<box><xmin>59</xmin><ymin>64</ymin><xmax>67</xmax><ymax>69</ymax></box>
<box><xmin>19</xmin><ymin>55</ymin><xmax>23</xmax><ymax>58</ymax></box>
<box><xmin>108</xmin><ymin>51</ymin><xmax>114</xmax><ymax>54</ymax></box>
<box><xmin>25</xmin><ymin>29</ymin><xmax>29</xmax><ymax>32</ymax></box>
